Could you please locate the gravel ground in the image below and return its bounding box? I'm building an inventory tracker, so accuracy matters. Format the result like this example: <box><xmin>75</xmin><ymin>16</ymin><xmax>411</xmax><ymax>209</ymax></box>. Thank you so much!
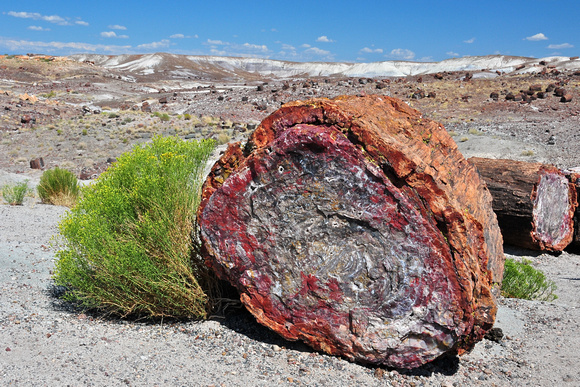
<box><xmin>2</xmin><ymin>56</ymin><xmax>580</xmax><ymax>385</ymax></box>
<box><xmin>1</xmin><ymin>193</ymin><xmax>579</xmax><ymax>386</ymax></box>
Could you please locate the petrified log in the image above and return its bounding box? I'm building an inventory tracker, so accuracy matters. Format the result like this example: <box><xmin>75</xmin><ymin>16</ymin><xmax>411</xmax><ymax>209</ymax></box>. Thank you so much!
<box><xmin>198</xmin><ymin>95</ymin><xmax>504</xmax><ymax>368</ymax></box>
<box><xmin>469</xmin><ymin>157</ymin><xmax>577</xmax><ymax>251</ymax></box>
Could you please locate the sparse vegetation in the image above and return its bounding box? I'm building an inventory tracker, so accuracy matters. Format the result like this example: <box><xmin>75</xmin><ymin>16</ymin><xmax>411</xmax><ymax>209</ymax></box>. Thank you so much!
<box><xmin>501</xmin><ymin>258</ymin><xmax>557</xmax><ymax>301</ymax></box>
<box><xmin>52</xmin><ymin>135</ymin><xmax>217</xmax><ymax>319</ymax></box>
<box><xmin>37</xmin><ymin>167</ymin><xmax>80</xmax><ymax>207</ymax></box>
<box><xmin>2</xmin><ymin>181</ymin><xmax>29</xmax><ymax>205</ymax></box>
<box><xmin>468</xmin><ymin>128</ymin><xmax>484</xmax><ymax>135</ymax></box>
<box><xmin>217</xmin><ymin>132</ymin><xmax>231</xmax><ymax>145</ymax></box>
<box><xmin>521</xmin><ymin>150</ymin><xmax>535</xmax><ymax>156</ymax></box>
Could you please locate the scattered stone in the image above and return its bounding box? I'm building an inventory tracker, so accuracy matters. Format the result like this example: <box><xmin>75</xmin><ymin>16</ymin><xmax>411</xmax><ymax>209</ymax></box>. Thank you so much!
<box><xmin>490</xmin><ymin>92</ymin><xmax>499</xmax><ymax>101</ymax></box>
<box><xmin>561</xmin><ymin>94</ymin><xmax>573</xmax><ymax>103</ymax></box>
<box><xmin>20</xmin><ymin>115</ymin><xmax>35</xmax><ymax>124</ymax></box>
<box><xmin>554</xmin><ymin>87</ymin><xmax>566</xmax><ymax>97</ymax></box>
<box><xmin>485</xmin><ymin>327</ymin><xmax>504</xmax><ymax>342</ymax></box>
<box><xmin>29</xmin><ymin>157</ymin><xmax>45</xmax><ymax>170</ymax></box>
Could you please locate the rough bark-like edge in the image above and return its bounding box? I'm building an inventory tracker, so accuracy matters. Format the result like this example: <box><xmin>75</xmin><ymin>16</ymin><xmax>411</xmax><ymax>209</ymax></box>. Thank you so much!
<box><xmin>198</xmin><ymin>95</ymin><xmax>504</xmax><ymax>358</ymax></box>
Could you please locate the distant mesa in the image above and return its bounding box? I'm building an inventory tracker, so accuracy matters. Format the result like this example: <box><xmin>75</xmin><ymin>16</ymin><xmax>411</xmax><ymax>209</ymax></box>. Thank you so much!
<box><xmin>66</xmin><ymin>53</ymin><xmax>580</xmax><ymax>82</ymax></box>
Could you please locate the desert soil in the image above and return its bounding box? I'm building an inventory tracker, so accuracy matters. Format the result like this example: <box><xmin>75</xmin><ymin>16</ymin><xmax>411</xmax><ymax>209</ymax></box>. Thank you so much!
<box><xmin>1</xmin><ymin>55</ymin><xmax>580</xmax><ymax>386</ymax></box>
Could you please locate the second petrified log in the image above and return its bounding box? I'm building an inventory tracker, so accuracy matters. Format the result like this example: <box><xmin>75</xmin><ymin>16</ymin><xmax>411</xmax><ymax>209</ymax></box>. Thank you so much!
<box><xmin>198</xmin><ymin>95</ymin><xmax>504</xmax><ymax>368</ymax></box>
<box><xmin>469</xmin><ymin>157</ymin><xmax>578</xmax><ymax>251</ymax></box>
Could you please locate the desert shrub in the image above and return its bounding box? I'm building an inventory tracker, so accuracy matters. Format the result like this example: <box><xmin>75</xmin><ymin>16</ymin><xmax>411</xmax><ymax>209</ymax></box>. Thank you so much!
<box><xmin>501</xmin><ymin>258</ymin><xmax>557</xmax><ymax>301</ymax></box>
<box><xmin>217</xmin><ymin>132</ymin><xmax>231</xmax><ymax>145</ymax></box>
<box><xmin>2</xmin><ymin>181</ymin><xmax>29</xmax><ymax>205</ymax></box>
<box><xmin>37</xmin><ymin>167</ymin><xmax>80</xmax><ymax>207</ymax></box>
<box><xmin>53</xmin><ymin>135</ymin><xmax>216</xmax><ymax>319</ymax></box>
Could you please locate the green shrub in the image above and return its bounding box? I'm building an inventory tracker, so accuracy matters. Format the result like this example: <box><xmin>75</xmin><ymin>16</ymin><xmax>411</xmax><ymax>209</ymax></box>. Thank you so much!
<box><xmin>2</xmin><ymin>181</ymin><xmax>29</xmax><ymax>205</ymax></box>
<box><xmin>501</xmin><ymin>258</ymin><xmax>557</xmax><ymax>301</ymax></box>
<box><xmin>53</xmin><ymin>135</ymin><xmax>216</xmax><ymax>319</ymax></box>
<box><xmin>37</xmin><ymin>167</ymin><xmax>80</xmax><ymax>207</ymax></box>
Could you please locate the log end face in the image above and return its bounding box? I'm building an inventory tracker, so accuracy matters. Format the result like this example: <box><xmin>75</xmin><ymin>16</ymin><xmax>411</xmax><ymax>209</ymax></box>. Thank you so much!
<box><xmin>198</xmin><ymin>95</ymin><xmax>503</xmax><ymax>368</ymax></box>
<box><xmin>532</xmin><ymin>167</ymin><xmax>577</xmax><ymax>251</ymax></box>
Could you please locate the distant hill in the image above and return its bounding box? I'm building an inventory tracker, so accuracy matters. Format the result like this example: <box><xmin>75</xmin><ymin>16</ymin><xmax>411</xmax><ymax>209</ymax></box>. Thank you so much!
<box><xmin>68</xmin><ymin>53</ymin><xmax>580</xmax><ymax>82</ymax></box>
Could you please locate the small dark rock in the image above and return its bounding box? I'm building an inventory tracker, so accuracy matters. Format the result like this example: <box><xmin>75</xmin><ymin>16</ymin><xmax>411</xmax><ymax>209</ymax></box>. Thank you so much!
<box><xmin>561</xmin><ymin>94</ymin><xmax>573</xmax><ymax>103</ymax></box>
<box><xmin>490</xmin><ymin>92</ymin><xmax>499</xmax><ymax>101</ymax></box>
<box><xmin>554</xmin><ymin>88</ymin><xmax>566</xmax><ymax>97</ymax></box>
<box><xmin>484</xmin><ymin>327</ymin><xmax>503</xmax><ymax>342</ymax></box>
<box><xmin>21</xmin><ymin>115</ymin><xmax>35</xmax><ymax>124</ymax></box>
<box><xmin>30</xmin><ymin>157</ymin><xmax>45</xmax><ymax>170</ymax></box>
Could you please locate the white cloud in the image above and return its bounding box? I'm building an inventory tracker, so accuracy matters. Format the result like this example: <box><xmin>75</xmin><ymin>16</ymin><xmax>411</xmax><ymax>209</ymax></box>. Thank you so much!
<box><xmin>548</xmin><ymin>43</ymin><xmax>573</xmax><ymax>49</ymax></box>
<box><xmin>204</xmin><ymin>39</ymin><xmax>271</xmax><ymax>57</ymax></box>
<box><xmin>207</xmin><ymin>39</ymin><xmax>226</xmax><ymax>45</ymax></box>
<box><xmin>108</xmin><ymin>24</ymin><xmax>127</xmax><ymax>30</ymax></box>
<box><xmin>389</xmin><ymin>48</ymin><xmax>415</xmax><ymax>60</ymax></box>
<box><xmin>170</xmin><ymin>34</ymin><xmax>198</xmax><ymax>39</ymax></box>
<box><xmin>137</xmin><ymin>39</ymin><xmax>171</xmax><ymax>50</ymax></box>
<box><xmin>447</xmin><ymin>51</ymin><xmax>459</xmax><ymax>57</ymax></box>
<box><xmin>305</xmin><ymin>47</ymin><xmax>330</xmax><ymax>55</ymax></box>
<box><xmin>28</xmin><ymin>26</ymin><xmax>50</xmax><ymax>31</ymax></box>
<box><xmin>242</xmin><ymin>43</ymin><xmax>268</xmax><ymax>53</ymax></box>
<box><xmin>101</xmin><ymin>31</ymin><xmax>128</xmax><ymax>39</ymax></box>
<box><xmin>360</xmin><ymin>47</ymin><xmax>383</xmax><ymax>54</ymax></box>
<box><xmin>464</xmin><ymin>37</ymin><xmax>475</xmax><ymax>44</ymax></box>
<box><xmin>316</xmin><ymin>36</ymin><xmax>334</xmax><ymax>43</ymax></box>
<box><xmin>0</xmin><ymin>37</ymin><xmax>131</xmax><ymax>54</ymax></box>
<box><xmin>301</xmin><ymin>43</ymin><xmax>311</xmax><ymax>48</ymax></box>
<box><xmin>525</xmin><ymin>33</ymin><xmax>548</xmax><ymax>41</ymax></box>
<box><xmin>7</xmin><ymin>11</ymin><xmax>87</xmax><ymax>26</ymax></box>
<box><xmin>281</xmin><ymin>44</ymin><xmax>296</xmax><ymax>51</ymax></box>
<box><xmin>210</xmin><ymin>48</ymin><xmax>227</xmax><ymax>56</ymax></box>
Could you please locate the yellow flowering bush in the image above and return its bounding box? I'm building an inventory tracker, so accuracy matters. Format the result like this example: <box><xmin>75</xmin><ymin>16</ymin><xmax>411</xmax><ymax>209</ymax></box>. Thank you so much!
<box><xmin>53</xmin><ymin>135</ymin><xmax>216</xmax><ymax>318</ymax></box>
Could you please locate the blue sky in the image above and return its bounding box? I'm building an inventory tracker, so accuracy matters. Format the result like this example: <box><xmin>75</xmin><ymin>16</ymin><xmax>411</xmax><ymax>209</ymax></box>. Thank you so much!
<box><xmin>0</xmin><ymin>0</ymin><xmax>577</xmax><ymax>62</ymax></box>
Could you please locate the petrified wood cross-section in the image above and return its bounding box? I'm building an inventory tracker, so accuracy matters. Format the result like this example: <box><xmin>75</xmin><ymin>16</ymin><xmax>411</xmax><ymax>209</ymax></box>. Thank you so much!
<box><xmin>198</xmin><ymin>95</ymin><xmax>505</xmax><ymax>368</ymax></box>
<box><xmin>469</xmin><ymin>157</ymin><xmax>578</xmax><ymax>251</ymax></box>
